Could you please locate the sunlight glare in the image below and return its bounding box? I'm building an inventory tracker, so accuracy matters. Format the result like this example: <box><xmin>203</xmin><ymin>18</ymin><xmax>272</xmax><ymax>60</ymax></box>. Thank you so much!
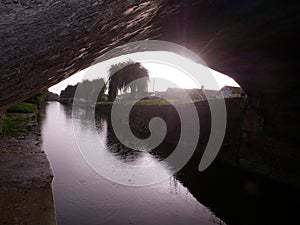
<box><xmin>49</xmin><ymin>51</ymin><xmax>240</xmax><ymax>94</ymax></box>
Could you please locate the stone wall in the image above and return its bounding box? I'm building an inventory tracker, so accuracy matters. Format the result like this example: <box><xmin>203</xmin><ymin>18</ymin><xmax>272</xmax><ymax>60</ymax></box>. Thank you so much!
<box><xmin>96</xmin><ymin>97</ymin><xmax>300</xmax><ymax>187</ymax></box>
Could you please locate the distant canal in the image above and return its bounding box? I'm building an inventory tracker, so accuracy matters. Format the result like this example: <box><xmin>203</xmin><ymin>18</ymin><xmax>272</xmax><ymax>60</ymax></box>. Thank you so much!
<box><xmin>42</xmin><ymin>102</ymin><xmax>299</xmax><ymax>225</ymax></box>
<box><xmin>41</xmin><ymin>102</ymin><xmax>224</xmax><ymax>225</ymax></box>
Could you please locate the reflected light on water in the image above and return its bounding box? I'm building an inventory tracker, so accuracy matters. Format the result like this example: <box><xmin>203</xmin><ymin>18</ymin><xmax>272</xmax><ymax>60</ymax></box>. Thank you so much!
<box><xmin>42</xmin><ymin>102</ymin><xmax>225</xmax><ymax>225</ymax></box>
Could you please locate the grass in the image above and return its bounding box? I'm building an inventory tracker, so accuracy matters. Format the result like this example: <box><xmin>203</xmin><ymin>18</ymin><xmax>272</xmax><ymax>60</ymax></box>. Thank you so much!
<box><xmin>1</xmin><ymin>102</ymin><xmax>37</xmax><ymax>137</ymax></box>
<box><xmin>97</xmin><ymin>99</ymin><xmax>203</xmax><ymax>105</ymax></box>
<box><xmin>97</xmin><ymin>101</ymin><xmax>113</xmax><ymax>105</ymax></box>
<box><xmin>1</xmin><ymin>113</ymin><xmax>33</xmax><ymax>137</ymax></box>
<box><xmin>135</xmin><ymin>99</ymin><xmax>172</xmax><ymax>105</ymax></box>
<box><xmin>97</xmin><ymin>99</ymin><xmax>172</xmax><ymax>105</ymax></box>
<box><xmin>7</xmin><ymin>102</ymin><xmax>37</xmax><ymax>113</ymax></box>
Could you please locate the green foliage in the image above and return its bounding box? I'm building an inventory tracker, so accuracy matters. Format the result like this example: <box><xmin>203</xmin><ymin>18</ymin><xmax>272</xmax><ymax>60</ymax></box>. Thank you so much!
<box><xmin>26</xmin><ymin>90</ymin><xmax>49</xmax><ymax>105</ymax></box>
<box><xmin>7</xmin><ymin>102</ymin><xmax>37</xmax><ymax>113</ymax></box>
<box><xmin>96</xmin><ymin>101</ymin><xmax>113</xmax><ymax>105</ymax></box>
<box><xmin>60</xmin><ymin>78</ymin><xmax>106</xmax><ymax>101</ymax></box>
<box><xmin>47</xmin><ymin>92</ymin><xmax>59</xmax><ymax>101</ymax></box>
<box><xmin>96</xmin><ymin>99</ymin><xmax>203</xmax><ymax>105</ymax></box>
<box><xmin>133</xmin><ymin>99</ymin><xmax>196</xmax><ymax>105</ymax></box>
<box><xmin>135</xmin><ymin>99</ymin><xmax>171</xmax><ymax>105</ymax></box>
<box><xmin>77</xmin><ymin>78</ymin><xmax>107</xmax><ymax>101</ymax></box>
<box><xmin>108</xmin><ymin>61</ymin><xmax>149</xmax><ymax>101</ymax></box>
<box><xmin>97</xmin><ymin>99</ymin><xmax>171</xmax><ymax>105</ymax></box>
<box><xmin>0</xmin><ymin>93</ymin><xmax>45</xmax><ymax>137</ymax></box>
<box><xmin>60</xmin><ymin>84</ymin><xmax>78</xmax><ymax>99</ymax></box>
<box><xmin>1</xmin><ymin>113</ymin><xmax>32</xmax><ymax>137</ymax></box>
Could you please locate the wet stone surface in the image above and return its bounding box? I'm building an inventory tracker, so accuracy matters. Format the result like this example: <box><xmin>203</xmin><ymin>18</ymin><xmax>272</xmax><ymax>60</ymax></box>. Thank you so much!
<box><xmin>0</xmin><ymin>113</ymin><xmax>53</xmax><ymax>189</ymax></box>
<box><xmin>0</xmin><ymin>112</ymin><xmax>56</xmax><ymax>224</ymax></box>
<box><xmin>0</xmin><ymin>188</ymin><xmax>56</xmax><ymax>225</ymax></box>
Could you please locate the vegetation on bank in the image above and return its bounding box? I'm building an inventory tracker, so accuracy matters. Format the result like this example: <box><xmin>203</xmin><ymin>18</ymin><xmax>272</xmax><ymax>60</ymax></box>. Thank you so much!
<box><xmin>0</xmin><ymin>92</ymin><xmax>47</xmax><ymax>138</ymax></box>
<box><xmin>134</xmin><ymin>99</ymin><xmax>205</xmax><ymax>105</ymax></box>
<box><xmin>107</xmin><ymin>61</ymin><xmax>149</xmax><ymax>101</ymax></box>
<box><xmin>123</xmin><ymin>99</ymin><xmax>172</xmax><ymax>105</ymax></box>
<box><xmin>96</xmin><ymin>99</ymin><xmax>171</xmax><ymax>105</ymax></box>
<box><xmin>96</xmin><ymin>99</ymin><xmax>204</xmax><ymax>105</ymax></box>
<box><xmin>26</xmin><ymin>91</ymin><xmax>50</xmax><ymax>109</ymax></box>
<box><xmin>59</xmin><ymin>60</ymin><xmax>245</xmax><ymax>107</ymax></box>
<box><xmin>7</xmin><ymin>102</ymin><xmax>37</xmax><ymax>114</ymax></box>
<box><xmin>59</xmin><ymin>61</ymin><xmax>149</xmax><ymax>104</ymax></box>
<box><xmin>1</xmin><ymin>112</ymin><xmax>33</xmax><ymax>137</ymax></box>
<box><xmin>60</xmin><ymin>78</ymin><xmax>106</xmax><ymax>102</ymax></box>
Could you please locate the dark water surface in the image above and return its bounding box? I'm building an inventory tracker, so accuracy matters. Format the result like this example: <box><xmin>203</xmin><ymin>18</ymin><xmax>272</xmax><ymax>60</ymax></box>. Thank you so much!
<box><xmin>42</xmin><ymin>102</ymin><xmax>299</xmax><ymax>225</ymax></box>
<box><xmin>41</xmin><ymin>102</ymin><xmax>224</xmax><ymax>225</ymax></box>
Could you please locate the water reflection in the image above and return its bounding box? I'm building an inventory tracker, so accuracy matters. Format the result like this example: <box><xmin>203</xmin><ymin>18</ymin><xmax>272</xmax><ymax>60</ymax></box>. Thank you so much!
<box><xmin>105</xmin><ymin>120</ymin><xmax>144</xmax><ymax>164</ymax></box>
<box><xmin>42</xmin><ymin>102</ymin><xmax>224</xmax><ymax>225</ymax></box>
<box><xmin>43</xmin><ymin>102</ymin><xmax>300</xmax><ymax>225</ymax></box>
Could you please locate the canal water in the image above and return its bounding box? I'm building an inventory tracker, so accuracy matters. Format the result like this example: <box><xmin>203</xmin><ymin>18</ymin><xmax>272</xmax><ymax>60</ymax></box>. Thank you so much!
<box><xmin>42</xmin><ymin>102</ymin><xmax>300</xmax><ymax>225</ymax></box>
<box><xmin>41</xmin><ymin>102</ymin><xmax>224</xmax><ymax>225</ymax></box>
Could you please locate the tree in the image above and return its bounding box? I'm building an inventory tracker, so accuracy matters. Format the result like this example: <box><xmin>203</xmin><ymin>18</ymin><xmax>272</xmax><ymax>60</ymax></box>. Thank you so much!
<box><xmin>108</xmin><ymin>61</ymin><xmax>149</xmax><ymax>101</ymax></box>
<box><xmin>79</xmin><ymin>78</ymin><xmax>106</xmax><ymax>101</ymax></box>
<box><xmin>60</xmin><ymin>78</ymin><xmax>106</xmax><ymax>102</ymax></box>
<box><xmin>60</xmin><ymin>84</ymin><xmax>78</xmax><ymax>99</ymax></box>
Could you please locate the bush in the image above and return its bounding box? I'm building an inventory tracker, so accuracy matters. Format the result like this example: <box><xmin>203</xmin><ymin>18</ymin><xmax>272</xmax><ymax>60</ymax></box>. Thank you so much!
<box><xmin>7</xmin><ymin>102</ymin><xmax>37</xmax><ymax>113</ymax></box>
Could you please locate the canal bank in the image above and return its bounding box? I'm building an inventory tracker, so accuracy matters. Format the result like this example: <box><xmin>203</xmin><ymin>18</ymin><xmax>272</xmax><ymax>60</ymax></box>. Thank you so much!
<box><xmin>0</xmin><ymin>109</ymin><xmax>56</xmax><ymax>224</ymax></box>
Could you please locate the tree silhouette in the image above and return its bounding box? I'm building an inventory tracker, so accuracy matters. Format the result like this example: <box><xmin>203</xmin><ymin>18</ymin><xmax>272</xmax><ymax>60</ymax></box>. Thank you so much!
<box><xmin>108</xmin><ymin>61</ymin><xmax>149</xmax><ymax>101</ymax></box>
<box><xmin>60</xmin><ymin>78</ymin><xmax>106</xmax><ymax>101</ymax></box>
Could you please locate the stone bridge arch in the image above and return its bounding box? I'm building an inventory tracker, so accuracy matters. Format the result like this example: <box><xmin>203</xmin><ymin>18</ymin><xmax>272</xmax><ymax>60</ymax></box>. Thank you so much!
<box><xmin>1</xmin><ymin>0</ymin><xmax>299</xmax><ymax>175</ymax></box>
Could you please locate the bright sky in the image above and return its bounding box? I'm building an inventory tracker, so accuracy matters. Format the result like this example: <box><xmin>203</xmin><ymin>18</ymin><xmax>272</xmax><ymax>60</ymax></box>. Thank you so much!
<box><xmin>49</xmin><ymin>51</ymin><xmax>239</xmax><ymax>95</ymax></box>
